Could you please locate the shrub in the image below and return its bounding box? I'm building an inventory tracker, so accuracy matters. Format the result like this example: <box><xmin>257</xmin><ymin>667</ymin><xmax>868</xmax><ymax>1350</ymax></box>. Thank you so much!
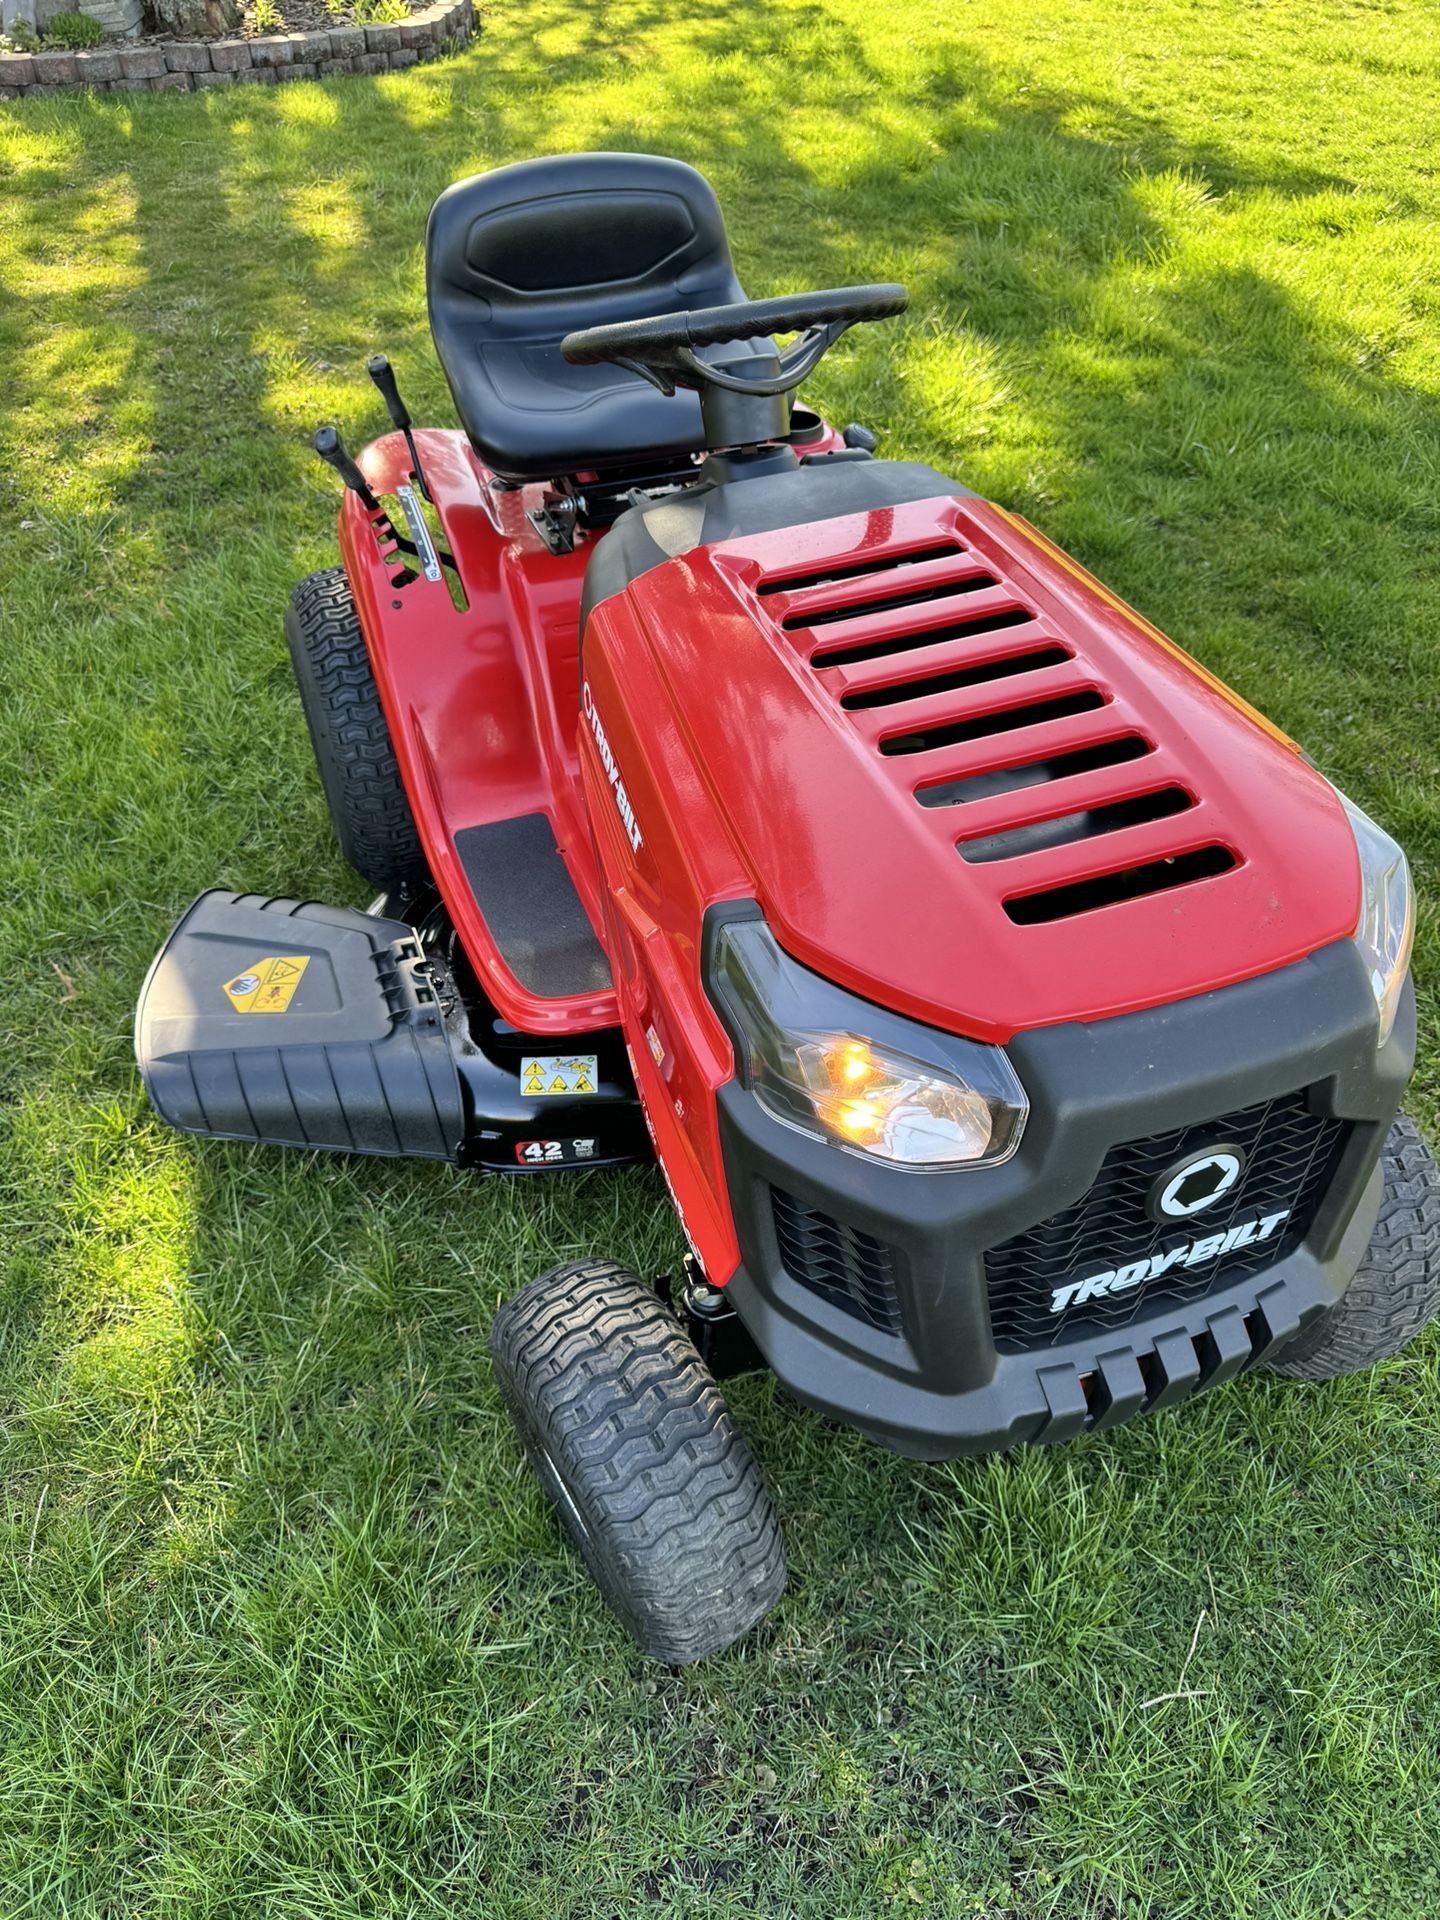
<box><xmin>45</xmin><ymin>10</ymin><xmax>106</xmax><ymax>45</ymax></box>
<box><xmin>3</xmin><ymin>17</ymin><xmax>40</xmax><ymax>46</ymax></box>
<box><xmin>354</xmin><ymin>0</ymin><xmax>408</xmax><ymax>22</ymax></box>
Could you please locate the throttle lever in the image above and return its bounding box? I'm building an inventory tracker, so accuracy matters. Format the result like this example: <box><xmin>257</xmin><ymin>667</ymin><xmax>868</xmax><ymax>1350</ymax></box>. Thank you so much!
<box><xmin>367</xmin><ymin>354</ymin><xmax>431</xmax><ymax>501</ymax></box>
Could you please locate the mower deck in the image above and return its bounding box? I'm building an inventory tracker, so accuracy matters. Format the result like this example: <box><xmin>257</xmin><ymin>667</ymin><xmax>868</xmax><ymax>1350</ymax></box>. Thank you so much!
<box><xmin>136</xmin><ymin>888</ymin><xmax>650</xmax><ymax>1172</ymax></box>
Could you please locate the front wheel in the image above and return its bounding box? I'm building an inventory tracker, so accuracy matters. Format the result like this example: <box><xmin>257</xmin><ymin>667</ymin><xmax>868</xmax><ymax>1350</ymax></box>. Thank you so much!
<box><xmin>489</xmin><ymin>1259</ymin><xmax>785</xmax><ymax>1664</ymax></box>
<box><xmin>1266</xmin><ymin>1113</ymin><xmax>1440</xmax><ymax>1379</ymax></box>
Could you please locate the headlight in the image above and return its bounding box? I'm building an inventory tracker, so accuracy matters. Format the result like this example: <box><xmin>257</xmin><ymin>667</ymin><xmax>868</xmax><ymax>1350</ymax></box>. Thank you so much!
<box><xmin>710</xmin><ymin>919</ymin><xmax>1028</xmax><ymax>1167</ymax></box>
<box><xmin>1337</xmin><ymin>791</ymin><xmax>1415</xmax><ymax>1047</ymax></box>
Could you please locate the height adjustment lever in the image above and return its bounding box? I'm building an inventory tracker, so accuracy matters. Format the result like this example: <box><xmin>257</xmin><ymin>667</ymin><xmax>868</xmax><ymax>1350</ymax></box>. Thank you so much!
<box><xmin>312</xmin><ymin>425</ymin><xmax>380</xmax><ymax>514</ymax></box>
<box><xmin>367</xmin><ymin>354</ymin><xmax>430</xmax><ymax>501</ymax></box>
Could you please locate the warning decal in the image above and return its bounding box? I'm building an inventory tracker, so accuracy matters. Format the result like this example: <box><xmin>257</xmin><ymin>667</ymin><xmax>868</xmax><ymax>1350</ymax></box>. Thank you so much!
<box><xmin>520</xmin><ymin>1055</ymin><xmax>599</xmax><ymax>1097</ymax></box>
<box><xmin>222</xmin><ymin>955</ymin><xmax>310</xmax><ymax>1014</ymax></box>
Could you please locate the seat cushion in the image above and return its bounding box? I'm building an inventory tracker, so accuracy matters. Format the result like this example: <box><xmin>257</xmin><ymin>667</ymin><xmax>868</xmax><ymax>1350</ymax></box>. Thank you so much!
<box><xmin>426</xmin><ymin>153</ymin><xmax>750</xmax><ymax>482</ymax></box>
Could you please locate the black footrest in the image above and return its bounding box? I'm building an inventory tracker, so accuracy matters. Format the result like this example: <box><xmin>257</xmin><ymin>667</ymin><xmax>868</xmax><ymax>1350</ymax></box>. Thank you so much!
<box><xmin>136</xmin><ymin>890</ymin><xmax>464</xmax><ymax>1159</ymax></box>
<box><xmin>452</xmin><ymin>812</ymin><xmax>612</xmax><ymax>1000</ymax></box>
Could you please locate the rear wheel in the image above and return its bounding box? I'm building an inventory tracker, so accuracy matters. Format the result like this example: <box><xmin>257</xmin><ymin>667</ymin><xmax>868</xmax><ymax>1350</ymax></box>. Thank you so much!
<box><xmin>284</xmin><ymin>567</ymin><xmax>427</xmax><ymax>890</ymax></box>
<box><xmin>489</xmin><ymin>1259</ymin><xmax>785</xmax><ymax>1664</ymax></box>
<box><xmin>1266</xmin><ymin>1113</ymin><xmax>1440</xmax><ymax>1379</ymax></box>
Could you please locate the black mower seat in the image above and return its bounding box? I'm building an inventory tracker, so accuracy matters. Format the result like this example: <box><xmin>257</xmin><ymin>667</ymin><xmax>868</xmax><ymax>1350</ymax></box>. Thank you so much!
<box><xmin>426</xmin><ymin>153</ymin><xmax>751</xmax><ymax>484</ymax></box>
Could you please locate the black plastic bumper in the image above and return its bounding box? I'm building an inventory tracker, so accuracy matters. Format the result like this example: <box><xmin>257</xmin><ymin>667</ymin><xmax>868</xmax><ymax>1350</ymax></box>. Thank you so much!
<box><xmin>715</xmin><ymin>939</ymin><xmax>1413</xmax><ymax>1459</ymax></box>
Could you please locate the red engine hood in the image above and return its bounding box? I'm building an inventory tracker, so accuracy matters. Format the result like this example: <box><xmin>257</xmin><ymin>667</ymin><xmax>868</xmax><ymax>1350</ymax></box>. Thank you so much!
<box><xmin>589</xmin><ymin>492</ymin><xmax>1360</xmax><ymax>1044</ymax></box>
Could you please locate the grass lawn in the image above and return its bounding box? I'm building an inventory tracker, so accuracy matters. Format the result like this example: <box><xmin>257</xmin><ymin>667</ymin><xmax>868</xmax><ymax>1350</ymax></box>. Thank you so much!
<box><xmin>2</xmin><ymin>0</ymin><xmax>1439</xmax><ymax>1912</ymax></box>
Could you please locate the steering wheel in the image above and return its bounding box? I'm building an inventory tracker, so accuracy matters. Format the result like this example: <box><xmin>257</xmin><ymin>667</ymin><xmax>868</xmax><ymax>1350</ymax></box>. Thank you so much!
<box><xmin>559</xmin><ymin>284</ymin><xmax>908</xmax><ymax>398</ymax></box>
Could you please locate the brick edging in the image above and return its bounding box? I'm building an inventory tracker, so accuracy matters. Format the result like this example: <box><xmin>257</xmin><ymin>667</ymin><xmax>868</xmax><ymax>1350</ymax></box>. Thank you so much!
<box><xmin>0</xmin><ymin>0</ymin><xmax>473</xmax><ymax>95</ymax></box>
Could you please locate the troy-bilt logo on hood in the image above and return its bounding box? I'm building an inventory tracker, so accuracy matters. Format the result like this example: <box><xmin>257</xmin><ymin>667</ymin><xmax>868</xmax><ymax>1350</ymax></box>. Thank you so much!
<box><xmin>582</xmin><ymin>682</ymin><xmax>643</xmax><ymax>853</ymax></box>
<box><xmin>1049</xmin><ymin>1210</ymin><xmax>1291</xmax><ymax>1315</ymax></box>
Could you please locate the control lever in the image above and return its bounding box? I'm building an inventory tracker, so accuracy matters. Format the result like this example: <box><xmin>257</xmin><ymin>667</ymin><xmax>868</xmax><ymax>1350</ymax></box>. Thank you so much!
<box><xmin>312</xmin><ymin>425</ymin><xmax>380</xmax><ymax>514</ymax></box>
<box><xmin>367</xmin><ymin>354</ymin><xmax>431</xmax><ymax>501</ymax></box>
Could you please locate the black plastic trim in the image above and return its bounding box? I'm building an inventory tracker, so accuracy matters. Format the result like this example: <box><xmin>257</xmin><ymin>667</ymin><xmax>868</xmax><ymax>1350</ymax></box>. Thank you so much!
<box><xmin>702</xmin><ymin>904</ymin><xmax>1413</xmax><ymax>1458</ymax></box>
<box><xmin>580</xmin><ymin>460</ymin><xmax>980</xmax><ymax>637</ymax></box>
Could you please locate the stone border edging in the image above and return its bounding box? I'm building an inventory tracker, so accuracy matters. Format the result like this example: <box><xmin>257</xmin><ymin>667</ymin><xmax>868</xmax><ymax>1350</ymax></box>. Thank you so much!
<box><xmin>0</xmin><ymin>0</ymin><xmax>472</xmax><ymax>95</ymax></box>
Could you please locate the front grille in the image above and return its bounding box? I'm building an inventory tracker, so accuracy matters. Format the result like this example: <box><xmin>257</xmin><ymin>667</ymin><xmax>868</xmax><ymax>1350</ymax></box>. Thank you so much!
<box><xmin>771</xmin><ymin>1187</ymin><xmax>903</xmax><ymax>1335</ymax></box>
<box><xmin>985</xmin><ymin>1092</ymin><xmax>1350</xmax><ymax>1352</ymax></box>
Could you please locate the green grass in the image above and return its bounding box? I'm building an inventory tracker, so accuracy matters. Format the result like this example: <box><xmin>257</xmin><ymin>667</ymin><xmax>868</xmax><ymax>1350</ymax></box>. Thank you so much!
<box><xmin>2</xmin><ymin>2</ymin><xmax>1439</xmax><ymax>1913</ymax></box>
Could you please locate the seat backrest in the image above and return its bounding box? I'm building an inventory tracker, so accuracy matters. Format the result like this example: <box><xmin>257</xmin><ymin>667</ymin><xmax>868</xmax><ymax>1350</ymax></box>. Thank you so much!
<box><xmin>427</xmin><ymin>152</ymin><xmax>745</xmax><ymax>339</ymax></box>
<box><xmin>426</xmin><ymin>153</ymin><xmax>749</xmax><ymax>480</ymax></box>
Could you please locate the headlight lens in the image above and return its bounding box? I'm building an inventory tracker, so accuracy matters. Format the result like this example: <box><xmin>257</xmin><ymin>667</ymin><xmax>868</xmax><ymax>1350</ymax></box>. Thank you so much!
<box><xmin>1338</xmin><ymin>791</ymin><xmax>1414</xmax><ymax>1046</ymax></box>
<box><xmin>711</xmin><ymin>920</ymin><xmax>1028</xmax><ymax>1167</ymax></box>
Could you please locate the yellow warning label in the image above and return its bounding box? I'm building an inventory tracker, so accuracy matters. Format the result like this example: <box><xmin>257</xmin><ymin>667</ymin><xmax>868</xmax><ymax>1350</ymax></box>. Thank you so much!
<box><xmin>520</xmin><ymin>1055</ymin><xmax>600</xmax><ymax>1098</ymax></box>
<box><xmin>223</xmin><ymin>955</ymin><xmax>310</xmax><ymax>1014</ymax></box>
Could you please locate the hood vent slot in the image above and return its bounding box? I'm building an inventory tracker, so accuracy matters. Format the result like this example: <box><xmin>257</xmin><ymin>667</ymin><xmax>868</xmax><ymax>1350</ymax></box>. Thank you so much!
<box><xmin>758</xmin><ymin>539</ymin><xmax>962</xmax><ymax>598</ymax></box>
<box><xmin>841</xmin><ymin>644</ymin><xmax>1070</xmax><ymax>711</ymax></box>
<box><xmin>1003</xmin><ymin>844</ymin><xmax>1236</xmax><ymax>924</ymax></box>
<box><xmin>881</xmin><ymin>688</ymin><xmax>1106</xmax><ymax>757</ymax></box>
<box><xmin>916</xmin><ymin>734</ymin><xmax>1153</xmax><ymax>809</ymax></box>
<box><xmin>814</xmin><ymin>604</ymin><xmax>1031</xmax><ymax>669</ymax></box>
<box><xmin>958</xmin><ymin>784</ymin><xmax>1194</xmax><ymax>864</ymax></box>
<box><xmin>786</xmin><ymin>571</ymin><xmax>1000</xmax><ymax>633</ymax></box>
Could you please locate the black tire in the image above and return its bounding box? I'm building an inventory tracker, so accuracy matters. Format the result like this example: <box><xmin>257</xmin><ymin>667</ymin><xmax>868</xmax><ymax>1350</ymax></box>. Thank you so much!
<box><xmin>489</xmin><ymin>1259</ymin><xmax>786</xmax><ymax>1664</ymax></box>
<box><xmin>284</xmin><ymin>567</ymin><xmax>427</xmax><ymax>890</ymax></box>
<box><xmin>1266</xmin><ymin>1113</ymin><xmax>1440</xmax><ymax>1379</ymax></box>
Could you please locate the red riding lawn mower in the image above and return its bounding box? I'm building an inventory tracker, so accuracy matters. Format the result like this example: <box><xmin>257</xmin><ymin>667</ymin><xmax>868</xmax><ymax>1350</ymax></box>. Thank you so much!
<box><xmin>137</xmin><ymin>153</ymin><xmax>1439</xmax><ymax>1663</ymax></box>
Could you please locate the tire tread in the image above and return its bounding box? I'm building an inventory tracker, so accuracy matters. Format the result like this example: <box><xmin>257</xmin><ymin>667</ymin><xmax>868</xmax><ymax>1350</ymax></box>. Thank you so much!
<box><xmin>1267</xmin><ymin>1113</ymin><xmax>1440</xmax><ymax>1378</ymax></box>
<box><xmin>490</xmin><ymin>1259</ymin><xmax>785</xmax><ymax>1664</ymax></box>
<box><xmin>284</xmin><ymin>567</ymin><xmax>426</xmax><ymax>889</ymax></box>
